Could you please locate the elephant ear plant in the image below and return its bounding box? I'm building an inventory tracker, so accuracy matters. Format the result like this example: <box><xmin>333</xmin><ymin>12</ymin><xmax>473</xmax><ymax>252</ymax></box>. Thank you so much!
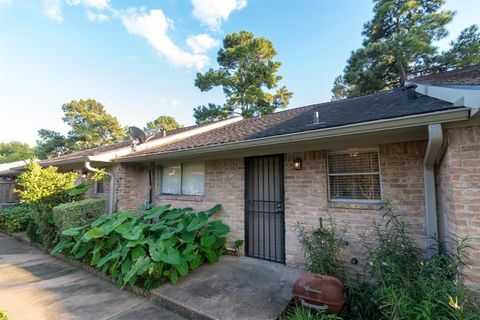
<box><xmin>52</xmin><ymin>204</ymin><xmax>229</xmax><ymax>291</ymax></box>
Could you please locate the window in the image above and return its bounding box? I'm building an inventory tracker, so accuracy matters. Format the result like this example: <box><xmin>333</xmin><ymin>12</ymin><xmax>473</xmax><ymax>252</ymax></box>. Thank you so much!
<box><xmin>328</xmin><ymin>150</ymin><xmax>381</xmax><ymax>202</ymax></box>
<box><xmin>161</xmin><ymin>163</ymin><xmax>205</xmax><ymax>196</ymax></box>
<box><xmin>95</xmin><ymin>181</ymin><xmax>104</xmax><ymax>194</ymax></box>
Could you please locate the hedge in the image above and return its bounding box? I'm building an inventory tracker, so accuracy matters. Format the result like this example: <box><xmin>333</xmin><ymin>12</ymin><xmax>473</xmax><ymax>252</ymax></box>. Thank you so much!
<box><xmin>53</xmin><ymin>198</ymin><xmax>106</xmax><ymax>231</ymax></box>
<box><xmin>0</xmin><ymin>205</ymin><xmax>32</xmax><ymax>233</ymax></box>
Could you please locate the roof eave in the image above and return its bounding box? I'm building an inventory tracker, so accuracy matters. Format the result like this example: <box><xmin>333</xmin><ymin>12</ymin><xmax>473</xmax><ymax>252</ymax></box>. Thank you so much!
<box><xmin>117</xmin><ymin>108</ymin><xmax>470</xmax><ymax>163</ymax></box>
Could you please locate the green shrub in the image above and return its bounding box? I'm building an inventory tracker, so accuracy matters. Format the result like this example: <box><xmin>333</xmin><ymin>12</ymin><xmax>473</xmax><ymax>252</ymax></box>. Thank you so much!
<box><xmin>26</xmin><ymin>218</ymin><xmax>40</xmax><ymax>243</ymax></box>
<box><xmin>52</xmin><ymin>204</ymin><xmax>230</xmax><ymax>291</ymax></box>
<box><xmin>295</xmin><ymin>216</ymin><xmax>347</xmax><ymax>277</ymax></box>
<box><xmin>281</xmin><ymin>306</ymin><xmax>342</xmax><ymax>320</ymax></box>
<box><xmin>14</xmin><ymin>161</ymin><xmax>91</xmax><ymax>248</ymax></box>
<box><xmin>53</xmin><ymin>198</ymin><xmax>105</xmax><ymax>231</ymax></box>
<box><xmin>0</xmin><ymin>205</ymin><xmax>32</xmax><ymax>233</ymax></box>
<box><xmin>345</xmin><ymin>203</ymin><xmax>480</xmax><ymax>320</ymax></box>
<box><xmin>0</xmin><ymin>309</ymin><xmax>9</xmax><ymax>320</ymax></box>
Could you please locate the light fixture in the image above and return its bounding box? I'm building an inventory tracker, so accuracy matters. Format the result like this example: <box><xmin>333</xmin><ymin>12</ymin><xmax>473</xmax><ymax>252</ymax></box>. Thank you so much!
<box><xmin>81</xmin><ymin>171</ymin><xmax>88</xmax><ymax>179</ymax></box>
<box><xmin>293</xmin><ymin>158</ymin><xmax>302</xmax><ymax>170</ymax></box>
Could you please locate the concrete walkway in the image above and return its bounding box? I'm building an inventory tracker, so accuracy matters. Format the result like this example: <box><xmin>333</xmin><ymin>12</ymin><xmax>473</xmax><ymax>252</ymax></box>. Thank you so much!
<box><xmin>0</xmin><ymin>233</ymin><xmax>185</xmax><ymax>320</ymax></box>
<box><xmin>151</xmin><ymin>256</ymin><xmax>302</xmax><ymax>320</ymax></box>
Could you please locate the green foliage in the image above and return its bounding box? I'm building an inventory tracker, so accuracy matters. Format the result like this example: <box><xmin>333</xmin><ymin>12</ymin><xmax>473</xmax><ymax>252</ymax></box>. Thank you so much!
<box><xmin>91</xmin><ymin>168</ymin><xmax>108</xmax><ymax>182</ymax></box>
<box><xmin>52</xmin><ymin>204</ymin><xmax>229</xmax><ymax>291</ymax></box>
<box><xmin>344</xmin><ymin>203</ymin><xmax>479</xmax><ymax>320</ymax></box>
<box><xmin>332</xmin><ymin>0</ymin><xmax>457</xmax><ymax>99</ymax></box>
<box><xmin>15</xmin><ymin>161</ymin><xmax>91</xmax><ymax>248</ymax></box>
<box><xmin>0</xmin><ymin>141</ymin><xmax>35</xmax><ymax>164</ymax></box>
<box><xmin>295</xmin><ymin>216</ymin><xmax>347</xmax><ymax>277</ymax></box>
<box><xmin>280</xmin><ymin>306</ymin><xmax>342</xmax><ymax>320</ymax></box>
<box><xmin>35</xmin><ymin>129</ymin><xmax>70</xmax><ymax>159</ymax></box>
<box><xmin>0</xmin><ymin>205</ymin><xmax>32</xmax><ymax>233</ymax></box>
<box><xmin>144</xmin><ymin>115</ymin><xmax>183</xmax><ymax>134</ymax></box>
<box><xmin>53</xmin><ymin>198</ymin><xmax>105</xmax><ymax>232</ymax></box>
<box><xmin>14</xmin><ymin>160</ymin><xmax>78</xmax><ymax>208</ymax></box>
<box><xmin>438</xmin><ymin>25</ymin><xmax>480</xmax><ymax>70</ymax></box>
<box><xmin>0</xmin><ymin>309</ymin><xmax>9</xmax><ymax>320</ymax></box>
<box><xmin>62</xmin><ymin>99</ymin><xmax>125</xmax><ymax>150</ymax></box>
<box><xmin>194</xmin><ymin>30</ymin><xmax>293</xmax><ymax>124</ymax></box>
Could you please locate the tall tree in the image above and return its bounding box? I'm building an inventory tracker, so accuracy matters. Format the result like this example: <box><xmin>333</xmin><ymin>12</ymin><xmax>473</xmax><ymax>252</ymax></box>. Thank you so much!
<box><xmin>62</xmin><ymin>99</ymin><xmax>125</xmax><ymax>150</ymax></box>
<box><xmin>35</xmin><ymin>129</ymin><xmax>70</xmax><ymax>159</ymax></box>
<box><xmin>144</xmin><ymin>116</ymin><xmax>183</xmax><ymax>134</ymax></box>
<box><xmin>332</xmin><ymin>0</ymin><xmax>454</xmax><ymax>99</ymax></box>
<box><xmin>0</xmin><ymin>141</ymin><xmax>35</xmax><ymax>164</ymax></box>
<box><xmin>437</xmin><ymin>25</ymin><xmax>480</xmax><ymax>70</ymax></box>
<box><xmin>194</xmin><ymin>31</ymin><xmax>293</xmax><ymax>124</ymax></box>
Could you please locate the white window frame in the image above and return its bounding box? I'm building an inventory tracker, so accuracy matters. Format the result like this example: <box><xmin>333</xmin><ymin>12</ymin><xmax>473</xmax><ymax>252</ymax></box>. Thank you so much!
<box><xmin>159</xmin><ymin>162</ymin><xmax>205</xmax><ymax>196</ymax></box>
<box><xmin>327</xmin><ymin>148</ymin><xmax>382</xmax><ymax>204</ymax></box>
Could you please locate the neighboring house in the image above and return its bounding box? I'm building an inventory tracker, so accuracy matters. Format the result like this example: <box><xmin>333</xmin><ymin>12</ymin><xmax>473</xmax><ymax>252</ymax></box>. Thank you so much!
<box><xmin>0</xmin><ymin>160</ymin><xmax>30</xmax><ymax>207</ymax></box>
<box><xmin>1</xmin><ymin>65</ymin><xmax>479</xmax><ymax>294</ymax></box>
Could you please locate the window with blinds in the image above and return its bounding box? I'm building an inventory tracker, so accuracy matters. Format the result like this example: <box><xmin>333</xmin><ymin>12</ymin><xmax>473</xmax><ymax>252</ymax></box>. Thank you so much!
<box><xmin>327</xmin><ymin>150</ymin><xmax>381</xmax><ymax>201</ymax></box>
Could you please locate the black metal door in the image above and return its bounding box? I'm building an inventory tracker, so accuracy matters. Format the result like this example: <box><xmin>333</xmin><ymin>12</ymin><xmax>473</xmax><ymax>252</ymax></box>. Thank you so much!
<box><xmin>245</xmin><ymin>155</ymin><xmax>285</xmax><ymax>263</ymax></box>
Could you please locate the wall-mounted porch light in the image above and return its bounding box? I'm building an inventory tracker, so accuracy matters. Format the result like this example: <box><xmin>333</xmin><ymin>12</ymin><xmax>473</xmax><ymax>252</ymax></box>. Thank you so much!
<box><xmin>293</xmin><ymin>158</ymin><xmax>302</xmax><ymax>170</ymax></box>
<box><xmin>81</xmin><ymin>171</ymin><xmax>88</xmax><ymax>179</ymax></box>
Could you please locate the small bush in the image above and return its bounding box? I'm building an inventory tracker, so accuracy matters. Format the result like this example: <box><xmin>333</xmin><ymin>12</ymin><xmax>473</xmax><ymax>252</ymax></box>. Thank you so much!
<box><xmin>0</xmin><ymin>309</ymin><xmax>9</xmax><ymax>320</ymax></box>
<box><xmin>0</xmin><ymin>205</ymin><xmax>32</xmax><ymax>233</ymax></box>
<box><xmin>344</xmin><ymin>203</ymin><xmax>480</xmax><ymax>320</ymax></box>
<box><xmin>295</xmin><ymin>216</ymin><xmax>347</xmax><ymax>277</ymax></box>
<box><xmin>53</xmin><ymin>198</ymin><xmax>105</xmax><ymax>231</ymax></box>
<box><xmin>52</xmin><ymin>204</ymin><xmax>230</xmax><ymax>291</ymax></box>
<box><xmin>280</xmin><ymin>306</ymin><xmax>342</xmax><ymax>320</ymax></box>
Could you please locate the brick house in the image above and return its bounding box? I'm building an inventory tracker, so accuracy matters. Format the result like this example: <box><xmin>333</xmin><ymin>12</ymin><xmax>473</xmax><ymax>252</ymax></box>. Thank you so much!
<box><xmin>2</xmin><ymin>66</ymin><xmax>479</xmax><ymax>294</ymax></box>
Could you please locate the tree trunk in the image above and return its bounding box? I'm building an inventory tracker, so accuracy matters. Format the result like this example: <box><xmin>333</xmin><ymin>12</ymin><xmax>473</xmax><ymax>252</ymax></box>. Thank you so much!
<box><xmin>398</xmin><ymin>61</ymin><xmax>406</xmax><ymax>87</ymax></box>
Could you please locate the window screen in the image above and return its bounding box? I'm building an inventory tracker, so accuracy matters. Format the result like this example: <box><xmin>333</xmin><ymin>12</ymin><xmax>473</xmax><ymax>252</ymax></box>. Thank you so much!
<box><xmin>328</xmin><ymin>151</ymin><xmax>381</xmax><ymax>201</ymax></box>
<box><xmin>162</xmin><ymin>164</ymin><xmax>181</xmax><ymax>195</ymax></box>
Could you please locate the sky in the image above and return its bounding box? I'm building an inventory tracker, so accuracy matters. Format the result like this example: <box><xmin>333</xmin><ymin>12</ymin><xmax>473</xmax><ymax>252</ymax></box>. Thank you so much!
<box><xmin>0</xmin><ymin>0</ymin><xmax>478</xmax><ymax>146</ymax></box>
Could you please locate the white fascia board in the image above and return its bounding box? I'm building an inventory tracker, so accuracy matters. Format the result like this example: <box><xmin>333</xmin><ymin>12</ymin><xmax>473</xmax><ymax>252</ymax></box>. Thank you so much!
<box><xmin>90</xmin><ymin>117</ymin><xmax>242</xmax><ymax>162</ymax></box>
<box><xmin>407</xmin><ymin>81</ymin><xmax>480</xmax><ymax>108</ymax></box>
<box><xmin>118</xmin><ymin>108</ymin><xmax>470</xmax><ymax>163</ymax></box>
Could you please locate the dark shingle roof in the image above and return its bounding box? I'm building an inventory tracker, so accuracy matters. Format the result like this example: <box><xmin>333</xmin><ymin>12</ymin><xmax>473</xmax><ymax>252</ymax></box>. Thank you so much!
<box><xmin>411</xmin><ymin>65</ymin><xmax>480</xmax><ymax>85</ymax></box>
<box><xmin>119</xmin><ymin>87</ymin><xmax>460</xmax><ymax>159</ymax></box>
<box><xmin>39</xmin><ymin>124</ymin><xmax>201</xmax><ymax>165</ymax></box>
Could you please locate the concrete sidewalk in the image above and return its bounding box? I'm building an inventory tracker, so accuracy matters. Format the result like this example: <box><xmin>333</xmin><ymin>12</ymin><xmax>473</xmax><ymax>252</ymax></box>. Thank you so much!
<box><xmin>0</xmin><ymin>233</ymin><xmax>185</xmax><ymax>320</ymax></box>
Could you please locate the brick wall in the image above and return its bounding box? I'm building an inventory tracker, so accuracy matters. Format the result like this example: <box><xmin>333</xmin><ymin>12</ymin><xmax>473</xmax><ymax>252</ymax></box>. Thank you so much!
<box><xmin>284</xmin><ymin>141</ymin><xmax>428</xmax><ymax>271</ymax></box>
<box><xmin>437</xmin><ymin>125</ymin><xmax>480</xmax><ymax>294</ymax></box>
<box><xmin>114</xmin><ymin>164</ymin><xmax>151</xmax><ymax>212</ymax></box>
<box><xmin>153</xmin><ymin>158</ymin><xmax>245</xmax><ymax>247</ymax></box>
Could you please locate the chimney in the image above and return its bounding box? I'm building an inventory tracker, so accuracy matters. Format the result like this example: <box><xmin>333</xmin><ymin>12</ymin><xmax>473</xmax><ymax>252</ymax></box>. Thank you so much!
<box><xmin>313</xmin><ymin>111</ymin><xmax>320</xmax><ymax>124</ymax></box>
<box><xmin>403</xmin><ymin>84</ymin><xmax>418</xmax><ymax>100</ymax></box>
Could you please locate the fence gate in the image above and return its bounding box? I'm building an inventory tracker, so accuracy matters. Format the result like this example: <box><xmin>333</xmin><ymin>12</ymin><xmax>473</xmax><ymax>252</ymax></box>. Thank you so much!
<box><xmin>245</xmin><ymin>155</ymin><xmax>285</xmax><ymax>263</ymax></box>
<box><xmin>0</xmin><ymin>180</ymin><xmax>18</xmax><ymax>204</ymax></box>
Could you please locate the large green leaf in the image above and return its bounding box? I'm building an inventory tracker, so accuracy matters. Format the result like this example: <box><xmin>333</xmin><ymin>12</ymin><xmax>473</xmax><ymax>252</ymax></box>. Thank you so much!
<box><xmin>200</xmin><ymin>233</ymin><xmax>217</xmax><ymax>248</ymax></box>
<box><xmin>160</xmin><ymin>228</ymin><xmax>175</xmax><ymax>240</ymax></box>
<box><xmin>164</xmin><ymin>208</ymin><xmax>191</xmax><ymax>221</ymax></box>
<box><xmin>175</xmin><ymin>256</ymin><xmax>189</xmax><ymax>276</ymax></box>
<box><xmin>74</xmin><ymin>244</ymin><xmax>90</xmax><ymax>259</ymax></box>
<box><xmin>205</xmin><ymin>204</ymin><xmax>222</xmax><ymax>217</ymax></box>
<box><xmin>149</xmin><ymin>221</ymin><xmax>166</xmax><ymax>232</ymax></box>
<box><xmin>116</xmin><ymin>211</ymin><xmax>134</xmax><ymax>220</ymax></box>
<box><xmin>208</xmin><ymin>220</ymin><xmax>231</xmax><ymax>236</ymax></box>
<box><xmin>122</xmin><ymin>225</ymin><xmax>143</xmax><ymax>241</ymax></box>
<box><xmin>204</xmin><ymin>249</ymin><xmax>219</xmax><ymax>263</ymax></box>
<box><xmin>189</xmin><ymin>254</ymin><xmax>203</xmax><ymax>270</ymax></box>
<box><xmin>156</xmin><ymin>246</ymin><xmax>180</xmax><ymax>265</ymax></box>
<box><xmin>91</xmin><ymin>214</ymin><xmax>111</xmax><ymax>228</ymax></box>
<box><xmin>170</xmin><ymin>269</ymin><xmax>179</xmax><ymax>285</ymax></box>
<box><xmin>179</xmin><ymin>231</ymin><xmax>195</xmax><ymax>243</ymax></box>
<box><xmin>140</xmin><ymin>205</ymin><xmax>171</xmax><ymax>220</ymax></box>
<box><xmin>62</xmin><ymin>226</ymin><xmax>86</xmax><ymax>237</ymax></box>
<box><xmin>131</xmin><ymin>246</ymin><xmax>146</xmax><ymax>262</ymax></box>
<box><xmin>186</xmin><ymin>212</ymin><xmax>208</xmax><ymax>232</ymax></box>
<box><xmin>51</xmin><ymin>238</ymin><xmax>73</xmax><ymax>255</ymax></box>
<box><xmin>84</xmin><ymin>227</ymin><xmax>104</xmax><ymax>239</ymax></box>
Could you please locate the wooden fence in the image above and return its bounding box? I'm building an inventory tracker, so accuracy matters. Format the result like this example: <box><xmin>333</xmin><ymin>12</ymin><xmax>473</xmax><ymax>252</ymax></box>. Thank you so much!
<box><xmin>0</xmin><ymin>180</ymin><xmax>18</xmax><ymax>204</ymax></box>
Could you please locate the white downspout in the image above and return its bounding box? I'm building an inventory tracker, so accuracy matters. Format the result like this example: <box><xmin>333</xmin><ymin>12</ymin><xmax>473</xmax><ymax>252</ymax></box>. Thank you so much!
<box><xmin>84</xmin><ymin>161</ymin><xmax>114</xmax><ymax>215</ymax></box>
<box><xmin>423</xmin><ymin>124</ymin><xmax>443</xmax><ymax>258</ymax></box>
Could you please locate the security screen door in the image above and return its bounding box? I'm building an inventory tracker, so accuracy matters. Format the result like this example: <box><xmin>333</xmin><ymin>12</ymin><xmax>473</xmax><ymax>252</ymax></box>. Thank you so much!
<box><xmin>245</xmin><ymin>155</ymin><xmax>285</xmax><ymax>263</ymax></box>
